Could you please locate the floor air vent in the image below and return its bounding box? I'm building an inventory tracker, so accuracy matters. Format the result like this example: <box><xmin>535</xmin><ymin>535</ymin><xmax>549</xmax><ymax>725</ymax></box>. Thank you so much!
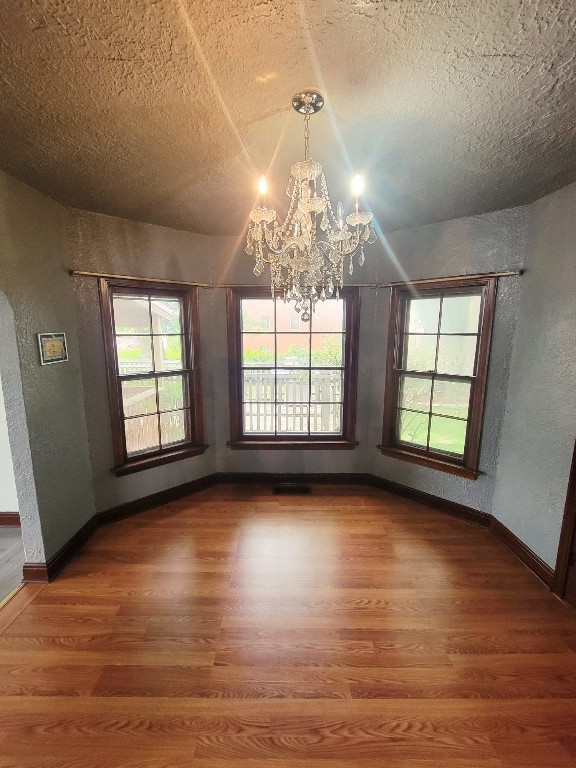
<box><xmin>273</xmin><ymin>483</ymin><xmax>311</xmax><ymax>495</ymax></box>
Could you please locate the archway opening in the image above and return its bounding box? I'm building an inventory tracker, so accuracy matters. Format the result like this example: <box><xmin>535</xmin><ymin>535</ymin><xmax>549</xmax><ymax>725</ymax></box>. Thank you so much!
<box><xmin>0</xmin><ymin>290</ymin><xmax>45</xmax><ymax>598</ymax></box>
<box><xmin>0</xmin><ymin>376</ymin><xmax>23</xmax><ymax>600</ymax></box>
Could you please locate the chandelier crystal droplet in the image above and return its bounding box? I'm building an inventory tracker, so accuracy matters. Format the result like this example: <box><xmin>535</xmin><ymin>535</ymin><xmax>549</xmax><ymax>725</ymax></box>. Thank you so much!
<box><xmin>246</xmin><ymin>89</ymin><xmax>377</xmax><ymax>321</ymax></box>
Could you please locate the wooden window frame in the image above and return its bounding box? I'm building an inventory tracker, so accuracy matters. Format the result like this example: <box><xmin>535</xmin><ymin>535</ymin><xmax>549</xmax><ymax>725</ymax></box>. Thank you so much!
<box><xmin>226</xmin><ymin>286</ymin><xmax>360</xmax><ymax>449</ymax></box>
<box><xmin>379</xmin><ymin>276</ymin><xmax>497</xmax><ymax>479</ymax></box>
<box><xmin>99</xmin><ymin>277</ymin><xmax>206</xmax><ymax>476</ymax></box>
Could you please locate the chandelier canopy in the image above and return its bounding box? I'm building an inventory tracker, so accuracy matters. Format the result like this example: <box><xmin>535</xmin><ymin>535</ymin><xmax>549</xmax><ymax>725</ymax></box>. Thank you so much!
<box><xmin>246</xmin><ymin>89</ymin><xmax>376</xmax><ymax>321</ymax></box>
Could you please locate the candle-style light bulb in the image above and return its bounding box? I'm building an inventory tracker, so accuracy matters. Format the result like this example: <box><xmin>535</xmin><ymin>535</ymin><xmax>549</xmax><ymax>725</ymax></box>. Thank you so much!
<box><xmin>351</xmin><ymin>174</ymin><xmax>365</xmax><ymax>198</ymax></box>
<box><xmin>351</xmin><ymin>174</ymin><xmax>364</xmax><ymax>214</ymax></box>
<box><xmin>258</xmin><ymin>175</ymin><xmax>268</xmax><ymax>209</ymax></box>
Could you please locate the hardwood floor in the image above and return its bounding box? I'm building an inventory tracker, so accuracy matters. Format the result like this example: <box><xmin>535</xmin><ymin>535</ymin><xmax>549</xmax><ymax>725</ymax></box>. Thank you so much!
<box><xmin>1</xmin><ymin>484</ymin><xmax>575</xmax><ymax>767</ymax></box>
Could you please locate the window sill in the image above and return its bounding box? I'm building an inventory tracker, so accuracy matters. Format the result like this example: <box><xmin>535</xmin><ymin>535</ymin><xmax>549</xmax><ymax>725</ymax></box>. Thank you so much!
<box><xmin>377</xmin><ymin>444</ymin><xmax>479</xmax><ymax>479</ymax></box>
<box><xmin>113</xmin><ymin>445</ymin><xmax>209</xmax><ymax>476</ymax></box>
<box><xmin>228</xmin><ymin>440</ymin><xmax>358</xmax><ymax>451</ymax></box>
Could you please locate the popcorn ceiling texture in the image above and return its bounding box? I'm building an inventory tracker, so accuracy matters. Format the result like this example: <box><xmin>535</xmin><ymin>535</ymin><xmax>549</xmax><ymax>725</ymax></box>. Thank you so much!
<box><xmin>0</xmin><ymin>0</ymin><xmax>574</xmax><ymax>235</ymax></box>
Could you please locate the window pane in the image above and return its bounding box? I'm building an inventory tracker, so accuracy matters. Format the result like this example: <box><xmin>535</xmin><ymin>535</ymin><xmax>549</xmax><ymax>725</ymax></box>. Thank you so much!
<box><xmin>398</xmin><ymin>409</ymin><xmax>429</xmax><ymax>448</ymax></box>
<box><xmin>311</xmin><ymin>370</ymin><xmax>342</xmax><ymax>402</ymax></box>
<box><xmin>160</xmin><ymin>409</ymin><xmax>187</xmax><ymax>447</ymax></box>
<box><xmin>243</xmin><ymin>402</ymin><xmax>275</xmax><ymax>433</ymax></box>
<box><xmin>407</xmin><ymin>297</ymin><xmax>440</xmax><ymax>334</ymax></box>
<box><xmin>403</xmin><ymin>334</ymin><xmax>437</xmax><ymax>371</ymax></box>
<box><xmin>116</xmin><ymin>336</ymin><xmax>153</xmax><ymax>375</ymax></box>
<box><xmin>310</xmin><ymin>403</ymin><xmax>342</xmax><ymax>434</ymax></box>
<box><xmin>158</xmin><ymin>375</ymin><xmax>185</xmax><ymax>412</ymax></box>
<box><xmin>276</xmin><ymin>334</ymin><xmax>310</xmax><ymax>366</ymax></box>
<box><xmin>311</xmin><ymin>298</ymin><xmax>344</xmax><ymax>332</ymax></box>
<box><xmin>311</xmin><ymin>333</ymin><xmax>344</xmax><ymax>367</ymax></box>
<box><xmin>432</xmin><ymin>379</ymin><xmax>471</xmax><ymax>419</ymax></box>
<box><xmin>121</xmin><ymin>379</ymin><xmax>157</xmax><ymax>417</ymax></box>
<box><xmin>243</xmin><ymin>370</ymin><xmax>275</xmax><ymax>402</ymax></box>
<box><xmin>429</xmin><ymin>415</ymin><xmax>467</xmax><ymax>456</ymax></box>
<box><xmin>113</xmin><ymin>296</ymin><xmax>150</xmax><ymax>335</ymax></box>
<box><xmin>231</xmin><ymin>289</ymin><xmax>358</xmax><ymax>443</ymax></box>
<box><xmin>276</xmin><ymin>301</ymin><xmax>308</xmax><ymax>333</ymax></box>
<box><xmin>440</xmin><ymin>295</ymin><xmax>481</xmax><ymax>334</ymax></box>
<box><xmin>276</xmin><ymin>403</ymin><xmax>309</xmax><ymax>433</ymax></box>
<box><xmin>151</xmin><ymin>298</ymin><xmax>182</xmax><ymax>334</ymax></box>
<box><xmin>153</xmin><ymin>335</ymin><xmax>184</xmax><ymax>372</ymax></box>
<box><xmin>437</xmin><ymin>335</ymin><xmax>477</xmax><ymax>376</ymax></box>
<box><xmin>384</xmin><ymin>280</ymin><xmax>496</xmax><ymax>473</ymax></box>
<box><xmin>125</xmin><ymin>414</ymin><xmax>159</xmax><ymax>456</ymax></box>
<box><xmin>276</xmin><ymin>370</ymin><xmax>310</xmax><ymax>402</ymax></box>
<box><xmin>399</xmin><ymin>374</ymin><xmax>432</xmax><ymax>414</ymax></box>
<box><xmin>241</xmin><ymin>299</ymin><xmax>275</xmax><ymax>332</ymax></box>
<box><xmin>242</xmin><ymin>333</ymin><xmax>275</xmax><ymax>367</ymax></box>
<box><xmin>290</xmin><ymin>317</ymin><xmax>302</xmax><ymax>331</ymax></box>
<box><xmin>104</xmin><ymin>281</ymin><xmax>204</xmax><ymax>469</ymax></box>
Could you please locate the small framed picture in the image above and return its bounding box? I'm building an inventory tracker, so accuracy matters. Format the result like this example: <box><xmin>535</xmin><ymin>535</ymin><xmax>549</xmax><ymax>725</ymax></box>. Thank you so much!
<box><xmin>38</xmin><ymin>333</ymin><xmax>68</xmax><ymax>365</ymax></box>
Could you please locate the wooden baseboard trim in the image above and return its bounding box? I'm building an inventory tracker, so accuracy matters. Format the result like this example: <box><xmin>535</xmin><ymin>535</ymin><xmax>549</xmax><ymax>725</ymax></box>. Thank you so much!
<box><xmin>367</xmin><ymin>475</ymin><xmax>490</xmax><ymax>527</ymax></box>
<box><xmin>0</xmin><ymin>512</ymin><xmax>20</xmax><ymax>527</ymax></box>
<box><xmin>23</xmin><ymin>516</ymin><xmax>97</xmax><ymax>583</ymax></box>
<box><xmin>96</xmin><ymin>473</ymin><xmax>219</xmax><ymax>527</ymax></box>
<box><xmin>21</xmin><ymin>563</ymin><xmax>49</xmax><ymax>582</ymax></box>
<box><xmin>490</xmin><ymin>517</ymin><xmax>554</xmax><ymax>587</ymax></box>
<box><xmin>22</xmin><ymin>471</ymin><xmax>555</xmax><ymax>587</ymax></box>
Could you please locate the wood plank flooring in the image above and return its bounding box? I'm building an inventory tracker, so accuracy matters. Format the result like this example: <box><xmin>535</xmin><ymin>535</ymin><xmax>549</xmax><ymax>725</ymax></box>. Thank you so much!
<box><xmin>0</xmin><ymin>484</ymin><xmax>575</xmax><ymax>767</ymax></box>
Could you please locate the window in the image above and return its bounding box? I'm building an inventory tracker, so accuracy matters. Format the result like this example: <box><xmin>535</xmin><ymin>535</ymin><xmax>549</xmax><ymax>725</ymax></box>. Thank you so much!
<box><xmin>227</xmin><ymin>287</ymin><xmax>360</xmax><ymax>448</ymax></box>
<box><xmin>379</xmin><ymin>276</ymin><xmax>496</xmax><ymax>478</ymax></box>
<box><xmin>99</xmin><ymin>278</ymin><xmax>205</xmax><ymax>475</ymax></box>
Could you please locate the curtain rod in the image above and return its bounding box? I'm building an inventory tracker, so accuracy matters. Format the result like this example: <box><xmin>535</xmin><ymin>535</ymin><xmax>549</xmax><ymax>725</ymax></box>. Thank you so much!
<box><xmin>69</xmin><ymin>270</ymin><xmax>213</xmax><ymax>288</ymax></box>
<box><xmin>69</xmin><ymin>268</ymin><xmax>523</xmax><ymax>289</ymax></box>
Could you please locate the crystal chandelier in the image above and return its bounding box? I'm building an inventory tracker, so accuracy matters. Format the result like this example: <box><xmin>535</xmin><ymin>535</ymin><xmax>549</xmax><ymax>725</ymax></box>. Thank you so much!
<box><xmin>245</xmin><ymin>89</ymin><xmax>376</xmax><ymax>321</ymax></box>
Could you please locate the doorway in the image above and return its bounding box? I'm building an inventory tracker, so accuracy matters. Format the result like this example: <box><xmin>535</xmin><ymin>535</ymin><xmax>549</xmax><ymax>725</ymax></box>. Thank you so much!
<box><xmin>0</xmin><ymin>376</ymin><xmax>24</xmax><ymax>600</ymax></box>
<box><xmin>553</xmin><ymin>439</ymin><xmax>576</xmax><ymax>608</ymax></box>
<box><xmin>0</xmin><ymin>290</ymin><xmax>45</xmax><ymax>598</ymax></box>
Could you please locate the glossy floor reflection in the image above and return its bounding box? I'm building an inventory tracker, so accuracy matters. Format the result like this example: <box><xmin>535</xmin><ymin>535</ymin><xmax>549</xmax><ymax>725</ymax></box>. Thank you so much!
<box><xmin>0</xmin><ymin>484</ymin><xmax>575</xmax><ymax>767</ymax></box>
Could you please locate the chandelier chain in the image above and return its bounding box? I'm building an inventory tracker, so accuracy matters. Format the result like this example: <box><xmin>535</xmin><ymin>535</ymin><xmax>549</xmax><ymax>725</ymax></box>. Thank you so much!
<box><xmin>304</xmin><ymin>111</ymin><xmax>310</xmax><ymax>162</ymax></box>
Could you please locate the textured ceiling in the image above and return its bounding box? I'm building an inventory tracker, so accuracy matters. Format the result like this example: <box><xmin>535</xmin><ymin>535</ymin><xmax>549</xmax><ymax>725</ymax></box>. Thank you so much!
<box><xmin>0</xmin><ymin>0</ymin><xmax>575</xmax><ymax>235</ymax></box>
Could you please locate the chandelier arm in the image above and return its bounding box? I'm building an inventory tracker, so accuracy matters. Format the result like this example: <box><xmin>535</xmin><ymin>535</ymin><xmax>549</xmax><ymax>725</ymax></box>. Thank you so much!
<box><xmin>339</xmin><ymin>228</ymin><xmax>362</xmax><ymax>256</ymax></box>
<box><xmin>260</xmin><ymin>225</ymin><xmax>302</xmax><ymax>258</ymax></box>
<box><xmin>260</xmin><ymin>226</ymin><xmax>285</xmax><ymax>257</ymax></box>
